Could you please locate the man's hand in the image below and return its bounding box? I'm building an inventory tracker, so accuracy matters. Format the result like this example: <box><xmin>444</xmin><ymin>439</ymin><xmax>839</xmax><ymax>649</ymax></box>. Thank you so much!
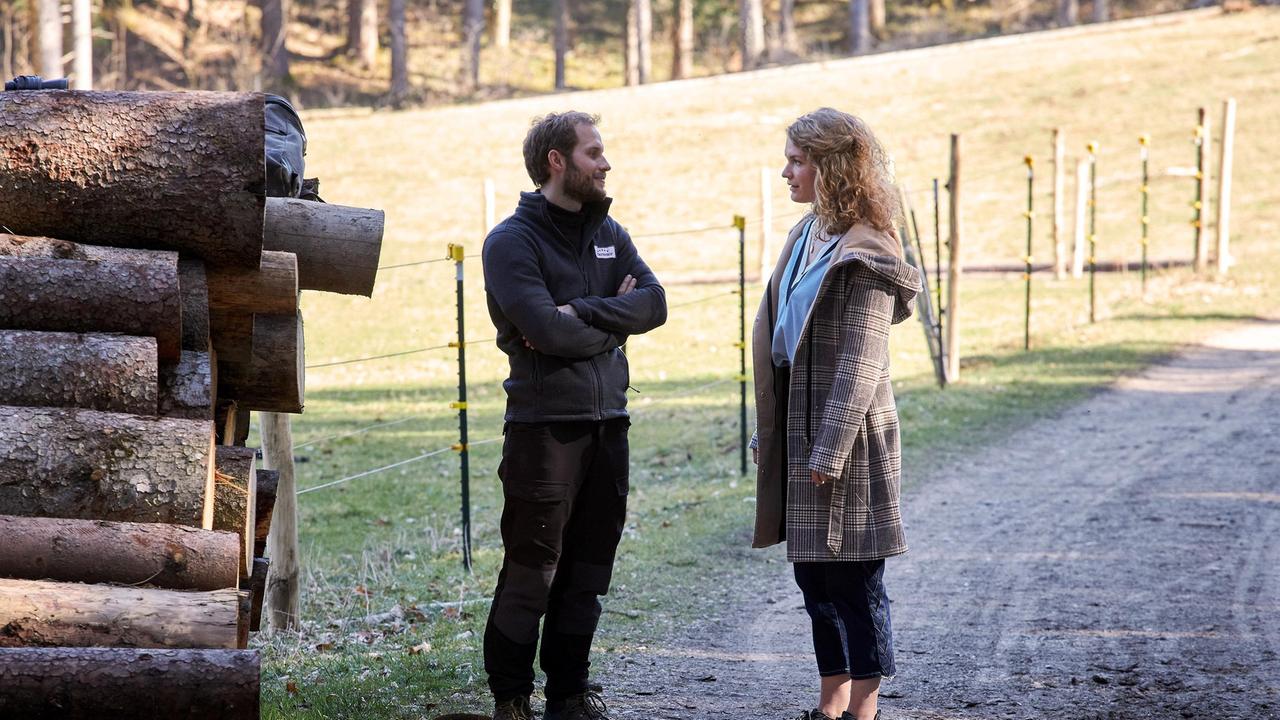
<box><xmin>555</xmin><ymin>303</ymin><xmax>578</xmax><ymax>318</ymax></box>
<box><xmin>616</xmin><ymin>274</ymin><xmax>636</xmax><ymax>296</ymax></box>
<box><xmin>811</xmin><ymin>470</ymin><xmax>833</xmax><ymax>486</ymax></box>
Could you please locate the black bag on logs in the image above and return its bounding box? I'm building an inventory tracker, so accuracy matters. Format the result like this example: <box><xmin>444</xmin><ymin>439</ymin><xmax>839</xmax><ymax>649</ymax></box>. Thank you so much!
<box><xmin>264</xmin><ymin>94</ymin><xmax>307</xmax><ymax>198</ymax></box>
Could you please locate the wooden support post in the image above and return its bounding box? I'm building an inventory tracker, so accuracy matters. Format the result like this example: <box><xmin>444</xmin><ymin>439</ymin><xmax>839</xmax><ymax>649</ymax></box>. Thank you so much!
<box><xmin>262</xmin><ymin>412</ymin><xmax>300</xmax><ymax>631</ymax></box>
<box><xmin>1216</xmin><ymin>98</ymin><xmax>1236</xmax><ymax>275</ymax></box>
<box><xmin>1052</xmin><ymin>129</ymin><xmax>1066</xmax><ymax>279</ymax></box>
<box><xmin>1073</xmin><ymin>158</ymin><xmax>1088</xmax><ymax>278</ymax></box>
<box><xmin>213</xmin><ymin>445</ymin><xmax>258</xmax><ymax>577</ymax></box>
<box><xmin>945</xmin><ymin>134</ymin><xmax>962</xmax><ymax>384</ymax></box>
<box><xmin>1194</xmin><ymin>107</ymin><xmax>1212</xmax><ymax>272</ymax></box>
<box><xmin>758</xmin><ymin>167</ymin><xmax>773</xmax><ymax>281</ymax></box>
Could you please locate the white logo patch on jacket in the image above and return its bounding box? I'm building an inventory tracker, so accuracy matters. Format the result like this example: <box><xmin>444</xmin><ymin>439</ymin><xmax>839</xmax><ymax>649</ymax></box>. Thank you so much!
<box><xmin>594</xmin><ymin>245</ymin><xmax>616</xmax><ymax>259</ymax></box>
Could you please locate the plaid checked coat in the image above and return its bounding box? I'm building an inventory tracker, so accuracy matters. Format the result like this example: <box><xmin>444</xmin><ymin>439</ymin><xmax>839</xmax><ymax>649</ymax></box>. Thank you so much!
<box><xmin>751</xmin><ymin>215</ymin><xmax>920</xmax><ymax>561</ymax></box>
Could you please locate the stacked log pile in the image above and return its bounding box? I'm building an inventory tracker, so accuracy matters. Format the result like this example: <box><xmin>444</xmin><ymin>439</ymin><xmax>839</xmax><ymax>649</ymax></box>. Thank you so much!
<box><xmin>0</xmin><ymin>89</ymin><xmax>384</xmax><ymax>718</ymax></box>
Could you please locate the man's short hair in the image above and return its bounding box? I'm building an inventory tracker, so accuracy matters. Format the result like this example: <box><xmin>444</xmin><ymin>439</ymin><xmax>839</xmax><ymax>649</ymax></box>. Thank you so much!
<box><xmin>523</xmin><ymin>111</ymin><xmax>600</xmax><ymax>188</ymax></box>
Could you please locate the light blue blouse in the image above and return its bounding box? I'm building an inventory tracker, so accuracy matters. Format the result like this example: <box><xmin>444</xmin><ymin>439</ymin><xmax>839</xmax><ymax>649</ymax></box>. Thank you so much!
<box><xmin>772</xmin><ymin>220</ymin><xmax>839</xmax><ymax>367</ymax></box>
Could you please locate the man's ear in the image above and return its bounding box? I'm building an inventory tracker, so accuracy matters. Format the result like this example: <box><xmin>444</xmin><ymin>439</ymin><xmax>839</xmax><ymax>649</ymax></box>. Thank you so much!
<box><xmin>547</xmin><ymin>148</ymin><xmax>566</xmax><ymax>175</ymax></box>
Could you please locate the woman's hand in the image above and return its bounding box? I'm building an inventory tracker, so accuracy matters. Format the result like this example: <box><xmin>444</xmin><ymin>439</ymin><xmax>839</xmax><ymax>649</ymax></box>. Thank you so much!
<box><xmin>810</xmin><ymin>470</ymin><xmax>833</xmax><ymax>486</ymax></box>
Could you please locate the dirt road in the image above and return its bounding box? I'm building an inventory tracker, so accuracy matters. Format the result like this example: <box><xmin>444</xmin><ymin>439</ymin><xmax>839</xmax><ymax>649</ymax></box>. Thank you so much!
<box><xmin>601</xmin><ymin>320</ymin><xmax>1280</xmax><ymax>719</ymax></box>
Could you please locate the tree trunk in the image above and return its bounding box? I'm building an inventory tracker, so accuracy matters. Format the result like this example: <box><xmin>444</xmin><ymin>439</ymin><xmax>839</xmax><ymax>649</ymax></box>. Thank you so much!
<box><xmin>36</xmin><ymin>0</ymin><xmax>61</xmax><ymax>79</ymax></box>
<box><xmin>740</xmin><ymin>0</ymin><xmax>764</xmax><ymax>70</ymax></box>
<box><xmin>0</xmin><ymin>515</ymin><xmax>239</xmax><ymax>591</ymax></box>
<box><xmin>462</xmin><ymin>0</ymin><xmax>485</xmax><ymax>92</ymax></box>
<box><xmin>554</xmin><ymin>0</ymin><xmax>569</xmax><ymax>90</ymax></box>
<box><xmin>207</xmin><ymin>250</ymin><xmax>298</xmax><ymax>315</ymax></box>
<box><xmin>672</xmin><ymin>0</ymin><xmax>694</xmax><ymax>79</ymax></box>
<box><xmin>0</xmin><ymin>92</ymin><xmax>266</xmax><ymax>268</ymax></box>
<box><xmin>214</xmin><ymin>446</ymin><xmax>258</xmax><ymax>577</ymax></box>
<box><xmin>389</xmin><ymin>0</ymin><xmax>408</xmax><ymax>105</ymax></box>
<box><xmin>0</xmin><ymin>256</ymin><xmax>182</xmax><ymax>362</ymax></box>
<box><xmin>625</xmin><ymin>0</ymin><xmax>639</xmax><ymax>87</ymax></box>
<box><xmin>262</xmin><ymin>413</ymin><xmax>300</xmax><ymax>631</ymax></box>
<box><xmin>217</xmin><ymin>312</ymin><xmax>305</xmax><ymax>413</ymax></box>
<box><xmin>869</xmin><ymin>0</ymin><xmax>885</xmax><ymax>40</ymax></box>
<box><xmin>0</xmin><ymin>331</ymin><xmax>158</xmax><ymax>415</ymax></box>
<box><xmin>849</xmin><ymin>0</ymin><xmax>869</xmax><ymax>54</ymax></box>
<box><xmin>779</xmin><ymin>0</ymin><xmax>797</xmax><ymax>55</ymax></box>
<box><xmin>159</xmin><ymin>350</ymin><xmax>213</xmax><ymax>420</ymax></box>
<box><xmin>347</xmin><ymin>0</ymin><xmax>378</xmax><ymax>68</ymax></box>
<box><xmin>72</xmin><ymin>0</ymin><xmax>91</xmax><ymax>89</ymax></box>
<box><xmin>179</xmin><ymin>258</ymin><xmax>212</xmax><ymax>353</ymax></box>
<box><xmin>1058</xmin><ymin>0</ymin><xmax>1078</xmax><ymax>25</ymax></box>
<box><xmin>1093</xmin><ymin>0</ymin><xmax>1108</xmax><ymax>22</ymax></box>
<box><xmin>209</xmin><ymin>311</ymin><xmax>253</xmax><ymax>364</ymax></box>
<box><xmin>494</xmin><ymin>0</ymin><xmax>512</xmax><ymax>49</ymax></box>
<box><xmin>263</xmin><ymin>197</ymin><xmax>385</xmax><ymax>297</ymax></box>
<box><xmin>261</xmin><ymin>0</ymin><xmax>290</xmax><ymax>90</ymax></box>
<box><xmin>244</xmin><ymin>557</ymin><xmax>269</xmax><ymax>631</ymax></box>
<box><xmin>0</xmin><ymin>648</ymin><xmax>259</xmax><ymax>720</ymax></box>
<box><xmin>254</xmin><ymin>469</ymin><xmax>279</xmax><ymax>558</ymax></box>
<box><xmin>0</xmin><ymin>406</ymin><xmax>215</xmax><ymax>528</ymax></box>
<box><xmin>0</xmin><ymin>578</ymin><xmax>240</xmax><ymax>649</ymax></box>
<box><xmin>637</xmin><ymin>0</ymin><xmax>652</xmax><ymax>84</ymax></box>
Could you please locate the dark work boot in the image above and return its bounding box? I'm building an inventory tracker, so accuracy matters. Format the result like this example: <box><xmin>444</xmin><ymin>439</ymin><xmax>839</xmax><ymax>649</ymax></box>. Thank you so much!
<box><xmin>545</xmin><ymin>690</ymin><xmax>610</xmax><ymax>720</ymax></box>
<box><xmin>493</xmin><ymin>696</ymin><xmax>535</xmax><ymax>720</ymax></box>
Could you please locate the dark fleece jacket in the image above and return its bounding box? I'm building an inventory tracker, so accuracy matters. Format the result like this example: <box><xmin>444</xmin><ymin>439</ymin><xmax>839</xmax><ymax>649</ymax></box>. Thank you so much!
<box><xmin>482</xmin><ymin>191</ymin><xmax>667</xmax><ymax>422</ymax></box>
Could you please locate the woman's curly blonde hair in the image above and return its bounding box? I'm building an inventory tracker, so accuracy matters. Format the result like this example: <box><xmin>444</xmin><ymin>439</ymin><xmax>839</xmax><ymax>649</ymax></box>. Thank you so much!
<box><xmin>787</xmin><ymin>108</ymin><xmax>899</xmax><ymax>237</ymax></box>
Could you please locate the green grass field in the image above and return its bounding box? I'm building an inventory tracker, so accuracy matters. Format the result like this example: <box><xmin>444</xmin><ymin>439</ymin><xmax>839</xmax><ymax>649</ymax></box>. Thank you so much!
<box><xmin>259</xmin><ymin>10</ymin><xmax>1280</xmax><ymax>717</ymax></box>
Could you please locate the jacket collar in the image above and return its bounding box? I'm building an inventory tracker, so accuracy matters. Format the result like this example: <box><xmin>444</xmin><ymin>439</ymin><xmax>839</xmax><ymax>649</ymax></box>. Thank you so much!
<box><xmin>518</xmin><ymin>190</ymin><xmax>613</xmax><ymax>248</ymax></box>
<box><xmin>807</xmin><ymin>215</ymin><xmax>922</xmax><ymax>326</ymax></box>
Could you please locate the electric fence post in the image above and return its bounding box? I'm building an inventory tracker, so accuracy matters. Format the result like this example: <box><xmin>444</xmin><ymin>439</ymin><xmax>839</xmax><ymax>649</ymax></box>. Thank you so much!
<box><xmin>735</xmin><ymin>214</ymin><xmax>748</xmax><ymax>476</ymax></box>
<box><xmin>932</xmin><ymin>178</ymin><xmax>943</xmax><ymax>339</ymax></box>
<box><xmin>1023</xmin><ymin>155</ymin><xmax>1034</xmax><ymax>351</ymax></box>
<box><xmin>448</xmin><ymin>242</ymin><xmax>473</xmax><ymax>571</ymax></box>
<box><xmin>1139</xmin><ymin>135</ymin><xmax>1151</xmax><ymax>293</ymax></box>
<box><xmin>1193</xmin><ymin>108</ymin><xmax>1211</xmax><ymax>272</ymax></box>
<box><xmin>1087</xmin><ymin>142</ymin><xmax>1098</xmax><ymax>324</ymax></box>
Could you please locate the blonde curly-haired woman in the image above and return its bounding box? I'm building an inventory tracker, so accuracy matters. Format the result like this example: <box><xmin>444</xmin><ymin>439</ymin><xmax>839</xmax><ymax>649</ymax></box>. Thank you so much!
<box><xmin>750</xmin><ymin>108</ymin><xmax>921</xmax><ymax>720</ymax></box>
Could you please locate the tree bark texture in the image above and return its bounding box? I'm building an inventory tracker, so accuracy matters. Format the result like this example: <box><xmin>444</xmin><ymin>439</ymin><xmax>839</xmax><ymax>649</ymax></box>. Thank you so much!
<box><xmin>494</xmin><ymin>0</ymin><xmax>512</xmax><ymax>49</ymax></box>
<box><xmin>672</xmin><ymin>0</ymin><xmax>694</xmax><ymax>79</ymax></box>
<box><xmin>0</xmin><ymin>406</ymin><xmax>215</xmax><ymax>528</ymax></box>
<box><xmin>206</xmin><ymin>250</ymin><xmax>298</xmax><ymax>315</ymax></box>
<box><xmin>254</xmin><ymin>469</ymin><xmax>279</xmax><ymax>558</ymax></box>
<box><xmin>264</xmin><ymin>198</ymin><xmax>384</xmax><ymax>297</ymax></box>
<box><xmin>244</xmin><ymin>557</ymin><xmax>269</xmax><ymax>632</ymax></box>
<box><xmin>0</xmin><ymin>578</ymin><xmax>239</xmax><ymax>649</ymax></box>
<box><xmin>778</xmin><ymin>0</ymin><xmax>797</xmax><ymax>55</ymax></box>
<box><xmin>36</xmin><ymin>0</ymin><xmax>61</xmax><ymax>79</ymax></box>
<box><xmin>462</xmin><ymin>0</ymin><xmax>485</xmax><ymax>92</ymax></box>
<box><xmin>347</xmin><ymin>0</ymin><xmax>378</xmax><ymax>68</ymax></box>
<box><xmin>0</xmin><ymin>515</ymin><xmax>239</xmax><ymax>591</ymax></box>
<box><xmin>740</xmin><ymin>0</ymin><xmax>765</xmax><ymax>69</ymax></box>
<box><xmin>158</xmin><ymin>350</ymin><xmax>213</xmax><ymax>420</ymax></box>
<box><xmin>0</xmin><ymin>648</ymin><xmax>259</xmax><ymax>720</ymax></box>
<box><xmin>625</xmin><ymin>1</ymin><xmax>640</xmax><ymax>87</ymax></box>
<box><xmin>389</xmin><ymin>0</ymin><xmax>408</xmax><ymax>104</ymax></box>
<box><xmin>179</xmin><ymin>258</ymin><xmax>211</xmax><ymax>353</ymax></box>
<box><xmin>1093</xmin><ymin>0</ymin><xmax>1109</xmax><ymax>22</ymax></box>
<box><xmin>217</xmin><ymin>312</ymin><xmax>305</xmax><ymax>414</ymax></box>
<box><xmin>1058</xmin><ymin>0</ymin><xmax>1078</xmax><ymax>25</ymax></box>
<box><xmin>869</xmin><ymin>0</ymin><xmax>885</xmax><ymax>40</ymax></box>
<box><xmin>262</xmin><ymin>413</ymin><xmax>299</xmax><ymax>631</ymax></box>
<box><xmin>554</xmin><ymin>0</ymin><xmax>569</xmax><ymax>90</ymax></box>
<box><xmin>849</xmin><ymin>0</ymin><xmax>870</xmax><ymax>54</ymax></box>
<box><xmin>0</xmin><ymin>331</ymin><xmax>158</xmax><ymax>415</ymax></box>
<box><xmin>72</xmin><ymin>0</ymin><xmax>92</xmax><ymax>89</ymax></box>
<box><xmin>261</xmin><ymin>0</ymin><xmax>291</xmax><ymax>89</ymax></box>
<box><xmin>0</xmin><ymin>91</ymin><xmax>266</xmax><ymax>268</ymax></box>
<box><xmin>209</xmin><ymin>311</ymin><xmax>253</xmax><ymax>364</ymax></box>
<box><xmin>0</xmin><ymin>255</ymin><xmax>181</xmax><ymax>362</ymax></box>
<box><xmin>636</xmin><ymin>0</ymin><xmax>652</xmax><ymax>84</ymax></box>
<box><xmin>214</xmin><ymin>445</ymin><xmax>258</xmax><ymax>576</ymax></box>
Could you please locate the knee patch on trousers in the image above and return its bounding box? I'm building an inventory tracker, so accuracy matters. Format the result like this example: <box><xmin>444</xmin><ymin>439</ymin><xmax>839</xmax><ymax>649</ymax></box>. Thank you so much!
<box><xmin>493</xmin><ymin>562</ymin><xmax>556</xmax><ymax>644</ymax></box>
<box><xmin>550</xmin><ymin>560</ymin><xmax>614</xmax><ymax>635</ymax></box>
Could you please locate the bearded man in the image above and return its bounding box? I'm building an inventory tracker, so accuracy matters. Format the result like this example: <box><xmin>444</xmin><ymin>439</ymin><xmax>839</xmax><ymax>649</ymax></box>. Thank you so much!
<box><xmin>480</xmin><ymin>111</ymin><xmax>668</xmax><ymax>720</ymax></box>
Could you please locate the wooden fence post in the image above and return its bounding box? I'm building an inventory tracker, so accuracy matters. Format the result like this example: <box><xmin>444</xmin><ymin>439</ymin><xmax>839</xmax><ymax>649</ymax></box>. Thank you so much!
<box><xmin>945</xmin><ymin>134</ymin><xmax>962</xmax><ymax>384</ymax></box>
<box><xmin>1072</xmin><ymin>158</ymin><xmax>1088</xmax><ymax>279</ymax></box>
<box><xmin>1053</xmin><ymin>128</ymin><xmax>1066</xmax><ymax>279</ymax></box>
<box><xmin>262</xmin><ymin>411</ymin><xmax>300</xmax><ymax>632</ymax></box>
<box><xmin>1216</xmin><ymin>98</ymin><xmax>1236</xmax><ymax>275</ymax></box>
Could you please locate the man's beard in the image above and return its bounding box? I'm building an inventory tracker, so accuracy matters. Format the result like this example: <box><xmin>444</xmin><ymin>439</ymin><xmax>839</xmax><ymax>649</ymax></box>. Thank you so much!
<box><xmin>563</xmin><ymin>163</ymin><xmax>606</xmax><ymax>204</ymax></box>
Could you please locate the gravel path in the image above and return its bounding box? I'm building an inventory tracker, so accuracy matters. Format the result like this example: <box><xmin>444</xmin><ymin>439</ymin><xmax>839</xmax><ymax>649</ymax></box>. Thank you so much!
<box><xmin>600</xmin><ymin>320</ymin><xmax>1280</xmax><ymax>720</ymax></box>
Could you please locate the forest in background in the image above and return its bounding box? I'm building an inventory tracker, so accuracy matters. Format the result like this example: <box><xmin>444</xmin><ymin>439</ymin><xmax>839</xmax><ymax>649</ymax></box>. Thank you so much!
<box><xmin>0</xmin><ymin>0</ymin><xmax>1214</xmax><ymax>109</ymax></box>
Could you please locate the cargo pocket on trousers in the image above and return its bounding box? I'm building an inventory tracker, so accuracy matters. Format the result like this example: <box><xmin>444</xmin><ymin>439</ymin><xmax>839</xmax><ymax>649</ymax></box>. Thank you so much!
<box><xmin>501</xmin><ymin>423</ymin><xmax>569</xmax><ymax>503</ymax></box>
